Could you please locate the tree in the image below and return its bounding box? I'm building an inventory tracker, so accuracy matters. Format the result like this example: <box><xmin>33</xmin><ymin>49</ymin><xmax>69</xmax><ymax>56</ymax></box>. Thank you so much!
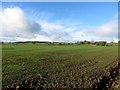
<box><xmin>94</xmin><ymin>41</ymin><xmax>107</xmax><ymax>46</ymax></box>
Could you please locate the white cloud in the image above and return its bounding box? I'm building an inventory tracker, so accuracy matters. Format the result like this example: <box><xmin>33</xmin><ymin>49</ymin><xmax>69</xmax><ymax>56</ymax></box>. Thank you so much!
<box><xmin>0</xmin><ymin>7</ymin><xmax>118</xmax><ymax>42</ymax></box>
<box><xmin>94</xmin><ymin>20</ymin><xmax>117</xmax><ymax>38</ymax></box>
<box><xmin>0</xmin><ymin>7</ymin><xmax>72</xmax><ymax>42</ymax></box>
<box><xmin>38</xmin><ymin>20</ymin><xmax>72</xmax><ymax>41</ymax></box>
<box><xmin>0</xmin><ymin>7</ymin><xmax>42</xmax><ymax>40</ymax></box>
<box><xmin>70</xmin><ymin>20</ymin><xmax>118</xmax><ymax>42</ymax></box>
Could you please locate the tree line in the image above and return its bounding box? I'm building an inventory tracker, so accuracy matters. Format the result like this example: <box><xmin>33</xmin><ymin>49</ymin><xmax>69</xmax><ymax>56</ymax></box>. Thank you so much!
<box><xmin>48</xmin><ymin>40</ymin><xmax>118</xmax><ymax>46</ymax></box>
<box><xmin>1</xmin><ymin>40</ymin><xmax>119</xmax><ymax>46</ymax></box>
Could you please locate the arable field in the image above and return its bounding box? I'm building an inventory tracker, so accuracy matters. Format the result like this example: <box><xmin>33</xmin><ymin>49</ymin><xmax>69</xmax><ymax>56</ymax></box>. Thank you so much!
<box><xmin>2</xmin><ymin>44</ymin><xmax>119</xmax><ymax>89</ymax></box>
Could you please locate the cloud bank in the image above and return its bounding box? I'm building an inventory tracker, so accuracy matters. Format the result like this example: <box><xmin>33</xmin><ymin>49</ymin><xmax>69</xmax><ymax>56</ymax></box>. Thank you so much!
<box><xmin>0</xmin><ymin>7</ymin><xmax>118</xmax><ymax>42</ymax></box>
<box><xmin>71</xmin><ymin>20</ymin><xmax>118</xmax><ymax>42</ymax></box>
<box><xmin>0</xmin><ymin>7</ymin><xmax>71</xmax><ymax>42</ymax></box>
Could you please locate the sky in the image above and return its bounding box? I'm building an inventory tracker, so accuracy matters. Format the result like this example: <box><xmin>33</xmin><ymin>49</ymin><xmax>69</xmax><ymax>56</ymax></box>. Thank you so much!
<box><xmin>0</xmin><ymin>2</ymin><xmax>118</xmax><ymax>42</ymax></box>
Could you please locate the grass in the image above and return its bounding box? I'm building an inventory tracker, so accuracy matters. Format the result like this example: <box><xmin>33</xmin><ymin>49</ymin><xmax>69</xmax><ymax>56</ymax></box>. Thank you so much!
<box><xmin>2</xmin><ymin>43</ymin><xmax>119</xmax><ymax>88</ymax></box>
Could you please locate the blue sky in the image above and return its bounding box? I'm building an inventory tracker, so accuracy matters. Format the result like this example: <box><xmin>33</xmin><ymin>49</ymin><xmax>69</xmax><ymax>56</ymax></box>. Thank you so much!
<box><xmin>1</xmin><ymin>2</ymin><xmax>118</xmax><ymax>42</ymax></box>
<box><xmin>2</xmin><ymin>2</ymin><xmax>117</xmax><ymax>25</ymax></box>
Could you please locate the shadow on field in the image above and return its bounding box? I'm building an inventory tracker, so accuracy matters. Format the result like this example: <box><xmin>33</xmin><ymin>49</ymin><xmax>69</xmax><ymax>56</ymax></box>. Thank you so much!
<box><xmin>92</xmin><ymin>62</ymin><xmax>120</xmax><ymax>90</ymax></box>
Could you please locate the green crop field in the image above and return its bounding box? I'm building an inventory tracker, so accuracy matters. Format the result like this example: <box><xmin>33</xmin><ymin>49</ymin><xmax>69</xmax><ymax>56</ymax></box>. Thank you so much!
<box><xmin>2</xmin><ymin>43</ymin><xmax>119</xmax><ymax>89</ymax></box>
